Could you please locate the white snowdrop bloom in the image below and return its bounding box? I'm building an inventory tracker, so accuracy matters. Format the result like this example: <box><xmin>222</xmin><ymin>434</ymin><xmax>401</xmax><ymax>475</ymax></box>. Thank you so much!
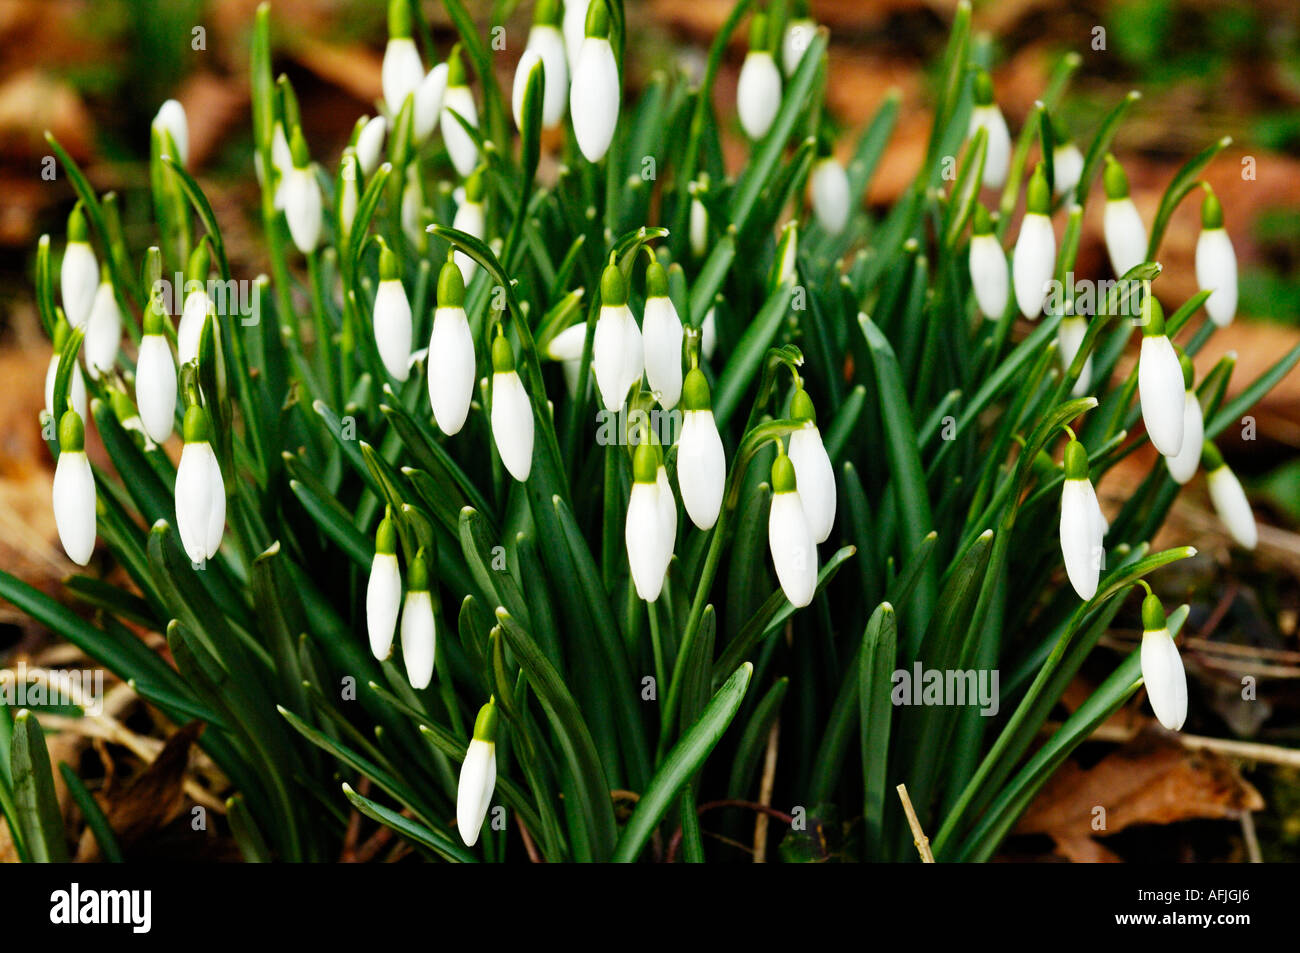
<box><xmin>1165</xmin><ymin>351</ymin><xmax>1203</xmax><ymax>485</ymax></box>
<box><xmin>152</xmin><ymin>98</ymin><xmax>189</xmax><ymax>166</ymax></box>
<box><xmin>1139</xmin><ymin>589</ymin><xmax>1187</xmax><ymax>731</ymax></box>
<box><xmin>625</xmin><ymin>442</ymin><xmax>670</xmax><ymax>602</ymax></box>
<box><xmin>339</xmin><ymin>153</ymin><xmax>360</xmax><ymax>241</ymax></box>
<box><xmin>592</xmin><ymin>263</ymin><xmax>642</xmax><ymax>413</ymax></box>
<box><xmin>441</xmin><ymin>50</ymin><xmax>480</xmax><ymax>178</ymax></box>
<box><xmin>428</xmin><ymin>259</ymin><xmax>477</xmax><ymax>435</ymax></box>
<box><xmin>1052</xmin><ymin>139</ymin><xmax>1084</xmax><ymax>199</ymax></box>
<box><xmin>968</xmin><ymin>204</ymin><xmax>1008</xmax><ymax>321</ymax></box>
<box><xmin>381</xmin><ymin>0</ymin><xmax>423</xmax><ymax>115</ymax></box>
<box><xmin>545</xmin><ymin>320</ymin><xmax>587</xmax><ymax>397</ymax></box>
<box><xmin>1059</xmin><ymin>438</ymin><xmax>1104</xmax><ymax>600</ymax></box>
<box><xmin>177</xmin><ymin>285</ymin><xmax>212</xmax><ymax>367</ymax></box>
<box><xmin>689</xmin><ymin>187</ymin><xmax>709</xmax><ymax>258</ymax></box>
<box><xmin>563</xmin><ymin>0</ymin><xmax>591</xmax><ymax>66</ymax></box>
<box><xmin>366</xmin><ymin>516</ymin><xmax>401</xmax><ymax>661</ymax></box>
<box><xmin>1102</xmin><ymin>156</ymin><xmax>1147</xmax><ymax>278</ymax></box>
<box><xmin>282</xmin><ymin>129</ymin><xmax>322</xmax><ymax>254</ymax></box>
<box><xmin>810</xmin><ymin>152</ymin><xmax>851</xmax><ymax>235</ymax></box>
<box><xmin>83</xmin><ymin>271</ymin><xmax>122</xmax><ymax>380</ymax></box>
<box><xmin>516</xmin><ymin>0</ymin><xmax>568</xmax><ymax>129</ymax></box>
<box><xmin>400</xmin><ymin>163</ymin><xmax>425</xmax><ymax>247</ymax></box>
<box><xmin>676</xmin><ymin>369</ymin><xmax>725</xmax><ymax>530</ymax></box>
<box><xmin>1137</xmin><ymin>295</ymin><xmax>1185</xmax><ymax>458</ymax></box>
<box><xmin>61</xmin><ymin>206</ymin><xmax>98</xmax><ymax>329</ymax></box>
<box><xmin>490</xmin><ymin>333</ymin><xmax>534</xmax><ymax>482</ymax></box>
<box><xmin>400</xmin><ymin>551</ymin><xmax>436</xmax><ymax>690</ymax></box>
<box><xmin>768</xmin><ymin>453</ymin><xmax>817</xmax><ymax>608</ymax></box>
<box><xmin>513</xmin><ymin>48</ymin><xmax>544</xmax><ymax>133</ymax></box>
<box><xmin>372</xmin><ymin>243</ymin><xmax>413</xmax><ymax>382</ymax></box>
<box><xmin>355</xmin><ymin>115</ymin><xmax>387</xmax><ymax>177</ymax></box>
<box><xmin>1203</xmin><ymin>442</ymin><xmax>1256</xmax><ymax>550</ymax></box>
<box><xmin>701</xmin><ymin>306</ymin><xmax>717</xmax><ymax>362</ymax></box>
<box><xmin>786</xmin><ymin>388</ymin><xmax>836</xmax><ymax>544</ymax></box>
<box><xmin>136</xmin><ymin>297</ymin><xmax>177</xmax><ymax>444</ymax></box>
<box><xmin>570</xmin><ymin>0</ymin><xmax>620</xmax><ymax>162</ymax></box>
<box><xmin>267</xmin><ymin>122</ymin><xmax>292</xmax><ymax>209</ymax></box>
<box><xmin>52</xmin><ymin>410</ymin><xmax>96</xmax><ymax>566</ymax></box>
<box><xmin>781</xmin><ymin>2</ymin><xmax>816</xmax><ymax>77</ymax></box>
<box><xmin>457</xmin><ymin>699</ymin><xmax>499</xmax><ymax>847</ymax></box>
<box><xmin>413</xmin><ymin>63</ymin><xmax>449</xmax><ymax>144</ymax></box>
<box><xmin>641</xmin><ymin>262</ymin><xmax>683</xmax><ymax>409</ymax></box>
<box><xmin>175</xmin><ymin>405</ymin><xmax>225</xmax><ymax>563</ymax></box>
<box><xmin>968</xmin><ymin>71</ymin><xmax>1010</xmax><ymax>191</ymax></box>
<box><xmin>452</xmin><ymin>168</ymin><xmax>486</xmax><ymax>281</ymax></box>
<box><xmin>1057</xmin><ymin>312</ymin><xmax>1092</xmax><ymax>397</ymax></box>
<box><xmin>737</xmin><ymin>13</ymin><xmax>781</xmax><ymax>141</ymax></box>
<box><xmin>1195</xmin><ymin>188</ymin><xmax>1237</xmax><ymax>327</ymax></box>
<box><xmin>1012</xmin><ymin>166</ymin><xmax>1055</xmax><ymax>318</ymax></box>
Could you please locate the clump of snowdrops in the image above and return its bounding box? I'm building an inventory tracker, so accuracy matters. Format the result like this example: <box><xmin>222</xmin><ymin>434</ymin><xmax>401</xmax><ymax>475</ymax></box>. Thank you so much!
<box><xmin>4</xmin><ymin>0</ymin><xmax>1296</xmax><ymax>864</ymax></box>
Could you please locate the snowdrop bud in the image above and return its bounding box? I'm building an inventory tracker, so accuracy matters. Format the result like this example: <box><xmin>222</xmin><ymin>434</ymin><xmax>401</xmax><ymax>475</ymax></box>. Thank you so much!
<box><xmin>677</xmin><ymin>368</ymin><xmax>725</xmax><ymax>530</ymax></box>
<box><xmin>1059</xmin><ymin>438</ymin><xmax>1104</xmax><ymax>600</ymax></box>
<box><xmin>738</xmin><ymin>13</ymin><xmax>781</xmax><ymax>141</ymax></box>
<box><xmin>626</xmin><ymin>441</ymin><xmax>669</xmax><ymax>601</ymax></box>
<box><xmin>1203</xmin><ymin>442</ymin><xmax>1256</xmax><ymax>550</ymax></box>
<box><xmin>810</xmin><ymin>144</ymin><xmax>851</xmax><ymax>235</ymax></box>
<box><xmin>339</xmin><ymin>153</ymin><xmax>360</xmax><ymax>240</ymax></box>
<box><xmin>593</xmin><ymin>263</ymin><xmax>643</xmax><ymax>412</ymax></box>
<box><xmin>428</xmin><ymin>258</ymin><xmax>476</xmax><ymax>434</ymax></box>
<box><xmin>413</xmin><ymin>63</ymin><xmax>449</xmax><ymax>144</ymax></box>
<box><xmin>689</xmin><ymin>185</ymin><xmax>709</xmax><ymax>258</ymax></box>
<box><xmin>153</xmin><ymin>99</ymin><xmax>189</xmax><ymax>166</ymax></box>
<box><xmin>1102</xmin><ymin>155</ymin><xmax>1147</xmax><ymax>278</ymax></box>
<box><xmin>769</xmin><ymin>452</ymin><xmax>817</xmax><ymax>608</ymax></box>
<box><xmin>136</xmin><ymin>297</ymin><xmax>177</xmax><ymax>444</ymax></box>
<box><xmin>1139</xmin><ymin>590</ymin><xmax>1187</xmax><ymax>731</ymax></box>
<box><xmin>61</xmin><ymin>206</ymin><xmax>98</xmax><ymax>329</ymax></box>
<box><xmin>701</xmin><ymin>306</ymin><xmax>717</xmax><ymax>362</ymax></box>
<box><xmin>268</xmin><ymin>122</ymin><xmax>292</xmax><ymax>209</ymax></box>
<box><xmin>282</xmin><ymin>129</ymin><xmax>322</xmax><ymax>254</ymax></box>
<box><xmin>457</xmin><ymin>699</ymin><xmax>499</xmax><ymax>846</ymax></box>
<box><xmin>1052</xmin><ymin>136</ymin><xmax>1084</xmax><ymax>199</ymax></box>
<box><xmin>1057</xmin><ymin>312</ymin><xmax>1092</xmax><ymax>397</ymax></box>
<box><xmin>442</xmin><ymin>48</ymin><xmax>480</xmax><ymax>177</ymax></box>
<box><xmin>1165</xmin><ymin>350</ymin><xmax>1203</xmax><ymax>484</ymax></box>
<box><xmin>83</xmin><ymin>266</ymin><xmax>122</xmax><ymax>380</ymax></box>
<box><xmin>968</xmin><ymin>204</ymin><xmax>1008</xmax><ymax>321</ymax></box>
<box><xmin>400</xmin><ymin>550</ymin><xmax>436</xmax><ymax>689</ymax></box>
<box><xmin>177</xmin><ymin>244</ymin><xmax>213</xmax><ymax>366</ymax></box>
<box><xmin>1137</xmin><ymin>295</ymin><xmax>1185</xmax><ymax>457</ymax></box>
<box><xmin>641</xmin><ymin>261</ymin><xmax>684</xmax><ymax>409</ymax></box>
<box><xmin>787</xmin><ymin>387</ymin><xmax>836</xmax><ymax>544</ymax></box>
<box><xmin>175</xmin><ymin>406</ymin><xmax>225</xmax><ymax>563</ymax></box>
<box><xmin>382</xmin><ymin>0</ymin><xmax>424</xmax><ymax>115</ymax></box>
<box><xmin>1012</xmin><ymin>165</ymin><xmax>1055</xmax><ymax>318</ymax></box>
<box><xmin>52</xmin><ymin>410</ymin><xmax>96</xmax><ymax>566</ymax></box>
<box><xmin>969</xmin><ymin>71</ymin><xmax>1010</xmax><ymax>190</ymax></box>
<box><xmin>45</xmin><ymin>317</ymin><xmax>88</xmax><ymax>422</ymax></box>
<box><xmin>1195</xmin><ymin>188</ymin><xmax>1237</xmax><ymax>327</ymax></box>
<box><xmin>490</xmin><ymin>332</ymin><xmax>534</xmax><ymax>482</ymax></box>
<box><xmin>519</xmin><ymin>0</ymin><xmax>568</xmax><ymax>129</ymax></box>
<box><xmin>563</xmin><ymin>0</ymin><xmax>592</xmax><ymax>66</ymax></box>
<box><xmin>355</xmin><ymin>115</ymin><xmax>387</xmax><ymax>177</ymax></box>
<box><xmin>367</xmin><ymin>516</ymin><xmax>401</xmax><ymax>660</ymax></box>
<box><xmin>781</xmin><ymin>0</ymin><xmax>816</xmax><ymax>77</ymax></box>
<box><xmin>452</xmin><ymin>168</ymin><xmax>486</xmax><ymax>281</ymax></box>
<box><xmin>513</xmin><ymin>48</ymin><xmax>544</xmax><ymax>133</ymax></box>
<box><xmin>372</xmin><ymin>242</ymin><xmax>413</xmax><ymax>382</ymax></box>
<box><xmin>570</xmin><ymin>0</ymin><xmax>620</xmax><ymax>162</ymax></box>
<box><xmin>547</xmin><ymin>321</ymin><xmax>587</xmax><ymax>396</ymax></box>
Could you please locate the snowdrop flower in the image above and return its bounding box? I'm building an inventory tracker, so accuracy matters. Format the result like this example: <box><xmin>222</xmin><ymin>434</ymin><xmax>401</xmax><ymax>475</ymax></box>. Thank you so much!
<box><xmin>810</xmin><ymin>141</ymin><xmax>851</xmax><ymax>235</ymax></box>
<box><xmin>338</xmin><ymin>153</ymin><xmax>360</xmax><ymax>241</ymax></box>
<box><xmin>382</xmin><ymin>0</ymin><xmax>423</xmax><ymax>115</ymax></box>
<box><xmin>413</xmin><ymin>63</ymin><xmax>449</xmax><ymax>144</ymax></box>
<box><xmin>1195</xmin><ymin>187</ymin><xmax>1237</xmax><ymax>327</ymax></box>
<box><xmin>968</xmin><ymin>70</ymin><xmax>1010</xmax><ymax>191</ymax></box>
<box><xmin>136</xmin><ymin>294</ymin><xmax>177</xmax><ymax>444</ymax></box>
<box><xmin>1165</xmin><ymin>349</ymin><xmax>1203</xmax><ymax>485</ymax></box>
<box><xmin>769</xmin><ymin>450</ymin><xmax>817</xmax><ymax>608</ymax></box>
<box><xmin>968</xmin><ymin>204</ymin><xmax>1008</xmax><ymax>321</ymax></box>
<box><xmin>372</xmin><ymin>241</ymin><xmax>413</xmax><ymax>382</ymax></box>
<box><xmin>1139</xmin><ymin>587</ymin><xmax>1187</xmax><ymax>731</ymax></box>
<box><xmin>44</xmin><ymin>317</ymin><xmax>87</xmax><ymax>422</ymax></box>
<box><xmin>452</xmin><ymin>168</ymin><xmax>486</xmax><ymax>281</ymax></box>
<box><xmin>366</xmin><ymin>515</ymin><xmax>401</xmax><ymax>660</ymax></box>
<box><xmin>1012</xmin><ymin>164</ymin><xmax>1055</xmax><ymax>318</ymax></box>
<box><xmin>689</xmin><ymin>182</ymin><xmax>709</xmax><ymax>259</ymax></box>
<box><xmin>642</xmin><ymin>261</ymin><xmax>683</xmax><ymax>409</ymax></box>
<box><xmin>787</xmin><ymin>386</ymin><xmax>836</xmax><ymax>544</ymax></box>
<box><xmin>83</xmin><ymin>267</ymin><xmax>123</xmax><ymax>380</ymax></box>
<box><xmin>152</xmin><ymin>99</ymin><xmax>189</xmax><ymax>166</ymax></box>
<box><xmin>515</xmin><ymin>0</ymin><xmax>567</xmax><ymax>129</ymax></box>
<box><xmin>701</xmin><ymin>307</ymin><xmax>717</xmax><ymax>362</ymax></box>
<box><xmin>546</xmin><ymin>320</ymin><xmax>588</xmax><ymax>397</ymax></box>
<box><xmin>1137</xmin><ymin>294</ymin><xmax>1184</xmax><ymax>457</ymax></box>
<box><xmin>490</xmin><ymin>331</ymin><xmax>534</xmax><ymax>482</ymax></box>
<box><xmin>737</xmin><ymin>12</ymin><xmax>781</xmax><ymax>141</ymax></box>
<box><xmin>781</xmin><ymin>0</ymin><xmax>816</xmax><ymax>77</ymax></box>
<box><xmin>676</xmin><ymin>367</ymin><xmax>725</xmax><ymax>531</ymax></box>
<box><xmin>1203</xmin><ymin>442</ymin><xmax>1256</xmax><ymax>550</ymax></box>
<box><xmin>1102</xmin><ymin>155</ymin><xmax>1147</xmax><ymax>278</ymax></box>
<box><xmin>458</xmin><ymin>698</ymin><xmax>499</xmax><ymax>846</ymax></box>
<box><xmin>441</xmin><ymin>47</ymin><xmax>480</xmax><ymax>177</ymax></box>
<box><xmin>52</xmin><ymin>409</ymin><xmax>96</xmax><ymax>566</ymax></box>
<box><xmin>400</xmin><ymin>549</ymin><xmax>436</xmax><ymax>689</ymax></box>
<box><xmin>355</xmin><ymin>115</ymin><xmax>387</xmax><ymax>177</ymax></box>
<box><xmin>593</xmin><ymin>263</ymin><xmax>643</xmax><ymax>413</ymax></box>
<box><xmin>1052</xmin><ymin>127</ymin><xmax>1084</xmax><ymax>200</ymax></box>
<box><xmin>61</xmin><ymin>206</ymin><xmax>98</xmax><ymax>329</ymax></box>
<box><xmin>626</xmin><ymin>441</ymin><xmax>671</xmax><ymax>601</ymax></box>
<box><xmin>1059</xmin><ymin>436</ymin><xmax>1104</xmax><ymax>600</ymax></box>
<box><xmin>1057</xmin><ymin>307</ymin><xmax>1092</xmax><ymax>397</ymax></box>
<box><xmin>267</xmin><ymin>121</ymin><xmax>292</xmax><ymax>209</ymax></box>
<box><xmin>563</xmin><ymin>0</ymin><xmax>591</xmax><ymax>66</ymax></box>
<box><xmin>570</xmin><ymin>0</ymin><xmax>619</xmax><ymax>162</ymax></box>
<box><xmin>175</xmin><ymin>404</ymin><xmax>225</xmax><ymax>563</ymax></box>
<box><xmin>282</xmin><ymin>129</ymin><xmax>322</xmax><ymax>254</ymax></box>
<box><xmin>428</xmin><ymin>257</ymin><xmax>477</xmax><ymax>435</ymax></box>
<box><xmin>177</xmin><ymin>244</ymin><xmax>212</xmax><ymax>366</ymax></box>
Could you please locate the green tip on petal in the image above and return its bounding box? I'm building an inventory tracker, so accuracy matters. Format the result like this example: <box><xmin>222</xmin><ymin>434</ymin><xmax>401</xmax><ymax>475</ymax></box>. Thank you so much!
<box><xmin>447</xmin><ymin>45</ymin><xmax>467</xmax><ymax>86</ymax></box>
<box><xmin>464</xmin><ymin>166</ymin><xmax>486</xmax><ymax>203</ymax></box>
<box><xmin>973</xmin><ymin>69</ymin><xmax>994</xmax><ymax>107</ymax></box>
<box><xmin>491</xmin><ymin>330</ymin><xmax>516</xmax><ymax>373</ymax></box>
<box><xmin>1201</xmin><ymin>440</ymin><xmax>1225</xmax><ymax>473</ymax></box>
<box><xmin>682</xmin><ymin>367</ymin><xmax>712</xmax><ymax>411</ymax></box>
<box><xmin>1141</xmin><ymin>591</ymin><xmax>1167</xmax><ymax>633</ymax></box>
<box><xmin>535</xmin><ymin>0</ymin><xmax>561</xmax><ymax>26</ymax></box>
<box><xmin>600</xmin><ymin>263</ymin><xmax>628</xmax><ymax>307</ymax></box>
<box><xmin>52</xmin><ymin>312</ymin><xmax>70</xmax><ymax>350</ymax></box>
<box><xmin>645</xmin><ymin>260</ymin><xmax>668</xmax><ymax>299</ymax></box>
<box><xmin>375</xmin><ymin>516</ymin><xmax>398</xmax><ymax>555</ymax></box>
<box><xmin>1177</xmin><ymin>347</ymin><xmax>1194</xmax><ymax>390</ymax></box>
<box><xmin>378</xmin><ymin>241</ymin><xmax>399</xmax><ymax>281</ymax></box>
<box><xmin>748</xmin><ymin>12</ymin><xmax>769</xmax><ymax>52</ymax></box>
<box><xmin>1140</xmin><ymin>293</ymin><xmax>1165</xmax><ymax>337</ymax></box>
<box><xmin>1026</xmin><ymin>164</ymin><xmax>1050</xmax><ymax>215</ymax></box>
<box><xmin>408</xmin><ymin>549</ymin><xmax>430</xmax><ymax>591</ymax></box>
<box><xmin>388</xmin><ymin>0</ymin><xmax>412</xmax><ymax>39</ymax></box>
<box><xmin>632</xmin><ymin>439</ymin><xmax>658</xmax><ymax>483</ymax></box>
<box><xmin>972</xmin><ymin>203</ymin><xmax>993</xmax><ymax>236</ymax></box>
<box><xmin>182</xmin><ymin>404</ymin><xmax>211</xmax><ymax>443</ymax></box>
<box><xmin>289</xmin><ymin>126</ymin><xmax>310</xmax><ymax>168</ymax></box>
<box><xmin>1103</xmin><ymin>155</ymin><xmax>1129</xmax><ymax>200</ymax></box>
<box><xmin>1063</xmin><ymin>439</ymin><xmax>1088</xmax><ymax>481</ymax></box>
<box><xmin>438</xmin><ymin>257</ymin><xmax>465</xmax><ymax>306</ymax></box>
<box><xmin>472</xmin><ymin>698</ymin><xmax>499</xmax><ymax>741</ymax></box>
<box><xmin>143</xmin><ymin>291</ymin><xmax>168</xmax><ymax>336</ymax></box>
<box><xmin>790</xmin><ymin>387</ymin><xmax>816</xmax><ymax>425</ymax></box>
<box><xmin>585</xmin><ymin>0</ymin><xmax>610</xmax><ymax>39</ymax></box>
<box><xmin>771</xmin><ymin>453</ymin><xmax>797</xmax><ymax>493</ymax></box>
<box><xmin>1201</xmin><ymin>187</ymin><xmax>1224</xmax><ymax>230</ymax></box>
<box><xmin>67</xmin><ymin>204</ymin><xmax>88</xmax><ymax>244</ymax></box>
<box><xmin>58</xmin><ymin>409</ymin><xmax>85</xmax><ymax>452</ymax></box>
<box><xmin>109</xmin><ymin>389</ymin><xmax>136</xmax><ymax>422</ymax></box>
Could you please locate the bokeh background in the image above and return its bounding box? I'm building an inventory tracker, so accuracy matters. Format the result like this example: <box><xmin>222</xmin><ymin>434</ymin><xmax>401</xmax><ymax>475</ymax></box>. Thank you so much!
<box><xmin>0</xmin><ymin>0</ymin><xmax>1298</xmax><ymax>861</ymax></box>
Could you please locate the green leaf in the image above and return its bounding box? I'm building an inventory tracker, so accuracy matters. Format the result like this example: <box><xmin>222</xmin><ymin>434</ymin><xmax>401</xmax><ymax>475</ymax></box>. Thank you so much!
<box><xmin>1146</xmin><ymin>136</ymin><xmax>1232</xmax><ymax>261</ymax></box>
<box><xmin>10</xmin><ymin>709</ymin><xmax>69</xmax><ymax>862</ymax></box>
<box><xmin>341</xmin><ymin>782</ymin><xmax>476</xmax><ymax>863</ymax></box>
<box><xmin>58</xmin><ymin>763</ymin><xmax>124</xmax><ymax>862</ymax></box>
<box><xmin>859</xmin><ymin>603</ymin><xmax>898</xmax><ymax>857</ymax></box>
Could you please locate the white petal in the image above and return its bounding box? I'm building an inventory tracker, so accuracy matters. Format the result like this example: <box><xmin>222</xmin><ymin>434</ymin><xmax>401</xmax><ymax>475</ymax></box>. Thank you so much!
<box><xmin>969</xmin><ymin>105</ymin><xmax>1011</xmax><ymax>190</ymax></box>
<box><xmin>655</xmin><ymin>466</ymin><xmax>677</xmax><ymax>573</ymax></box>
<box><xmin>788</xmin><ymin>426</ymin><xmax>836</xmax><ymax>544</ymax></box>
<box><xmin>626</xmin><ymin>482</ymin><xmax>666</xmax><ymax>601</ymax></box>
<box><xmin>531</xmin><ymin>25</ymin><xmax>568</xmax><ymax>127</ymax></box>
<box><xmin>1141</xmin><ymin>627</ymin><xmax>1187</xmax><ymax>731</ymax></box>
<box><xmin>413</xmin><ymin>63</ymin><xmax>449</xmax><ymax>143</ymax></box>
<box><xmin>441</xmin><ymin>85</ymin><xmax>480</xmax><ymax>178</ymax></box>
<box><xmin>1012</xmin><ymin>213</ymin><xmax>1055</xmax><ymax>318</ymax></box>
<box><xmin>620</xmin><ymin>307</ymin><xmax>644</xmax><ymax>400</ymax></box>
<box><xmin>737</xmin><ymin>52</ymin><xmax>781</xmax><ymax>141</ymax></box>
<box><xmin>457</xmin><ymin>738</ymin><xmax>497</xmax><ymax>846</ymax></box>
<box><xmin>428</xmin><ymin>306</ymin><xmax>476</xmax><ymax>434</ymax></box>
<box><xmin>400</xmin><ymin>590</ymin><xmax>436</xmax><ymax>689</ymax></box>
<box><xmin>782</xmin><ymin>20</ymin><xmax>816</xmax><ymax>76</ymax></box>
<box><xmin>562</xmin><ymin>0</ymin><xmax>591</xmax><ymax>66</ymax></box>
<box><xmin>53</xmin><ymin>450</ymin><xmax>95</xmax><ymax>565</ymax></box>
<box><xmin>177</xmin><ymin>289</ymin><xmax>211</xmax><ymax>366</ymax></box>
<box><xmin>969</xmin><ymin>234</ymin><xmax>1008</xmax><ymax>320</ymax></box>
<box><xmin>84</xmin><ymin>282</ymin><xmax>123</xmax><ymax>379</ymax></box>
<box><xmin>570</xmin><ymin>38</ymin><xmax>619</xmax><ymax>162</ymax></box>
<box><xmin>271</xmin><ymin>124</ymin><xmax>292</xmax><ymax>179</ymax></box>
<box><xmin>513</xmin><ymin>48</ymin><xmax>543</xmax><ymax>132</ymax></box>
<box><xmin>137</xmin><ymin>335</ymin><xmax>177</xmax><ymax>444</ymax></box>
<box><xmin>642</xmin><ymin>297</ymin><xmax>683</xmax><ymax>409</ymax></box>
<box><xmin>382</xmin><ymin>37</ymin><xmax>424</xmax><ymax>115</ymax></box>
<box><xmin>678</xmin><ymin>410</ymin><xmax>725</xmax><ymax>530</ymax></box>
<box><xmin>769</xmin><ymin>491</ymin><xmax>817</xmax><ymax>608</ymax></box>
<box><xmin>282</xmin><ymin>168</ymin><xmax>323</xmax><ymax>253</ymax></box>
<box><xmin>356</xmin><ymin>115</ymin><xmax>387</xmax><ymax>176</ymax></box>
<box><xmin>452</xmin><ymin>201</ymin><xmax>485</xmax><ymax>281</ymax></box>
<box><xmin>373</xmin><ymin>280</ymin><xmax>413</xmax><ymax>382</ymax></box>
<box><xmin>366</xmin><ymin>553</ymin><xmax>401</xmax><ymax>660</ymax></box>
<box><xmin>1207</xmin><ymin>466</ymin><xmax>1257</xmax><ymax>550</ymax></box>
<box><xmin>1060</xmin><ymin>479</ymin><xmax>1102</xmax><ymax>599</ymax></box>
<box><xmin>61</xmin><ymin>242</ymin><xmax>99</xmax><ymax>329</ymax></box>
<box><xmin>1103</xmin><ymin>198</ymin><xmax>1148</xmax><ymax>278</ymax></box>
<box><xmin>811</xmin><ymin>158</ymin><xmax>851</xmax><ymax>235</ymax></box>
<box><xmin>204</xmin><ymin>444</ymin><xmax>225</xmax><ymax>558</ymax></box>
<box><xmin>690</xmin><ymin>197</ymin><xmax>708</xmax><ymax>258</ymax></box>
<box><xmin>1052</xmin><ymin>143</ymin><xmax>1084</xmax><ymax>198</ymax></box>
<box><xmin>153</xmin><ymin>99</ymin><xmax>189</xmax><ymax>165</ymax></box>
<box><xmin>593</xmin><ymin>304</ymin><xmax>634</xmax><ymax>412</ymax></box>
<box><xmin>176</xmin><ymin>441</ymin><xmax>213</xmax><ymax>564</ymax></box>
<box><xmin>491</xmin><ymin>371</ymin><xmax>534</xmax><ymax>482</ymax></box>
<box><xmin>1165</xmin><ymin>392</ymin><xmax>1204</xmax><ymax>484</ymax></box>
<box><xmin>1138</xmin><ymin>334</ymin><xmax>1185</xmax><ymax>457</ymax></box>
<box><xmin>1196</xmin><ymin>228</ymin><xmax>1237</xmax><ymax>327</ymax></box>
<box><xmin>1057</xmin><ymin>315</ymin><xmax>1092</xmax><ymax>396</ymax></box>
<box><xmin>546</xmin><ymin>322</ymin><xmax>587</xmax><ymax>361</ymax></box>
<box><xmin>701</xmin><ymin>308</ymin><xmax>716</xmax><ymax>362</ymax></box>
